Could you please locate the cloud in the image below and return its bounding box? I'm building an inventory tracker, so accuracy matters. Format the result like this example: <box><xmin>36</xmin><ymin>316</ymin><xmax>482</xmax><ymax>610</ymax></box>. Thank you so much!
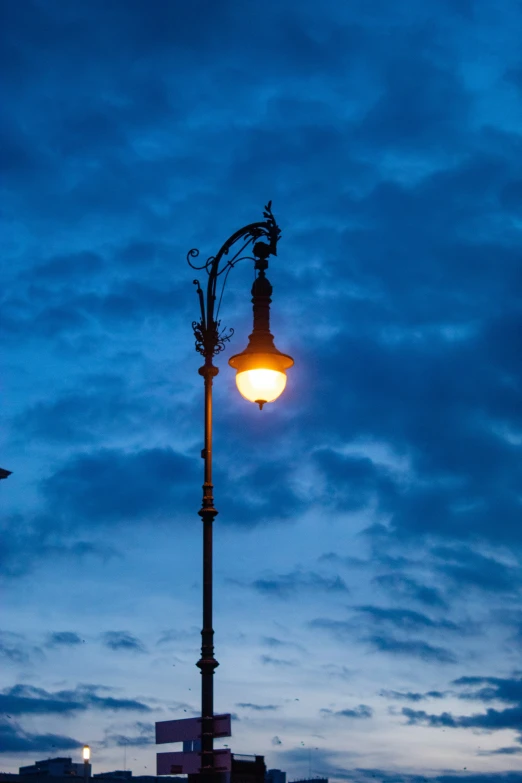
<box><xmin>372</xmin><ymin>574</ymin><xmax>448</xmax><ymax>609</ymax></box>
<box><xmin>156</xmin><ymin>629</ymin><xmax>197</xmax><ymax>646</ymax></box>
<box><xmin>453</xmin><ymin>676</ymin><xmax>522</xmax><ymax>704</ymax></box>
<box><xmin>101</xmin><ymin>632</ymin><xmax>146</xmax><ymax>653</ymax></box>
<box><xmin>252</xmin><ymin>569</ymin><xmax>349</xmax><ymax>598</ymax></box>
<box><xmin>354</xmin><ymin>605</ymin><xmax>459</xmax><ymax>632</ymax></box>
<box><xmin>261</xmin><ymin>636</ymin><xmax>292</xmax><ymax>648</ymax></box>
<box><xmin>321</xmin><ymin>705</ymin><xmax>373</xmax><ymax>719</ymax></box>
<box><xmin>357</xmin><ymin>47</ymin><xmax>471</xmax><ymax>152</ymax></box>
<box><xmin>402</xmin><ymin>705</ymin><xmax>522</xmax><ymax>731</ymax></box>
<box><xmin>40</xmin><ymin>447</ymin><xmax>197</xmax><ymax>528</ymax></box>
<box><xmin>215</xmin><ymin>459</ymin><xmax>306</xmax><ymax>527</ymax></box>
<box><xmin>236</xmin><ymin>702</ymin><xmax>279</xmax><ymax>711</ymax></box>
<box><xmin>366</xmin><ymin>635</ymin><xmax>457</xmax><ymax>664</ymax></box>
<box><xmin>46</xmin><ymin>631</ymin><xmax>83</xmax><ymax>647</ymax></box>
<box><xmin>36</xmin><ymin>443</ymin><xmax>304</xmax><ymax>537</ymax></box>
<box><xmin>312</xmin><ymin>450</ymin><xmax>397</xmax><ymax>511</ymax></box>
<box><xmin>0</xmin><ymin>632</ymin><xmax>43</xmax><ymax>665</ymax></box>
<box><xmin>400</xmin><ymin>675</ymin><xmax>522</xmax><ymax>742</ymax></box>
<box><xmin>0</xmin><ymin>717</ymin><xmax>82</xmax><ymax>753</ymax></box>
<box><xmin>0</xmin><ymin>519</ymin><xmax>118</xmax><ymax>580</ymax></box>
<box><xmin>432</xmin><ymin>546</ymin><xmax>521</xmax><ymax>592</ymax></box>
<box><xmin>309</xmin><ymin>618</ymin><xmax>352</xmax><ymax>639</ymax></box>
<box><xmin>2</xmin><ymin>0</ymin><xmax>522</xmax><ymax>777</ymax></box>
<box><xmin>20</xmin><ymin>250</ymin><xmax>105</xmax><ymax>283</ymax></box>
<box><xmin>13</xmin><ymin>386</ymin><xmax>150</xmax><ymax>445</ymax></box>
<box><xmin>380</xmin><ymin>689</ymin><xmax>446</xmax><ymax>702</ymax></box>
<box><xmin>311</xmin><ymin>617</ymin><xmax>457</xmax><ymax>663</ymax></box>
<box><xmin>101</xmin><ymin>721</ymin><xmax>155</xmax><ymax>748</ymax></box>
<box><xmin>388</xmin><ymin>674</ymin><xmax>522</xmax><ymax>756</ymax></box>
<box><xmin>260</xmin><ymin>655</ymin><xmax>295</xmax><ymax>667</ymax></box>
<box><xmin>321</xmin><ymin>664</ymin><xmax>353</xmax><ymax>681</ymax></box>
<box><xmin>0</xmin><ymin>683</ymin><xmax>151</xmax><ymax>715</ymax></box>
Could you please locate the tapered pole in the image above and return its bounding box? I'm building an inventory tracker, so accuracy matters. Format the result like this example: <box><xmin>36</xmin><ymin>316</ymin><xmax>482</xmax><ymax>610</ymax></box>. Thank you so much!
<box><xmin>197</xmin><ymin>359</ymin><xmax>219</xmax><ymax>777</ymax></box>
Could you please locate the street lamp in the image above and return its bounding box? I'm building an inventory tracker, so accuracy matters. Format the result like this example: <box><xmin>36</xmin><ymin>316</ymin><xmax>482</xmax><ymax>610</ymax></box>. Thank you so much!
<box><xmin>82</xmin><ymin>746</ymin><xmax>90</xmax><ymax>783</ymax></box>
<box><xmin>188</xmin><ymin>202</ymin><xmax>293</xmax><ymax>778</ymax></box>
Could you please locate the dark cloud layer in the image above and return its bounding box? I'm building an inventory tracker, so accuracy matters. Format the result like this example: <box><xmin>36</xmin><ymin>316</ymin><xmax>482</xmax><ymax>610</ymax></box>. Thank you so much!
<box><xmin>0</xmin><ymin>718</ymin><xmax>82</xmax><ymax>754</ymax></box>
<box><xmin>402</xmin><ymin>675</ymin><xmax>522</xmax><ymax>750</ymax></box>
<box><xmin>40</xmin><ymin>448</ymin><xmax>197</xmax><ymax>527</ymax></box>
<box><xmin>0</xmin><ymin>683</ymin><xmax>151</xmax><ymax>715</ymax></box>
<box><xmin>454</xmin><ymin>676</ymin><xmax>522</xmax><ymax>705</ymax></box>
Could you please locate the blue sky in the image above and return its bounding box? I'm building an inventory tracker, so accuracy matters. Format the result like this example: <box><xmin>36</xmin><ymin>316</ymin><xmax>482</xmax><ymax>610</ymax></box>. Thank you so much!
<box><xmin>1</xmin><ymin>0</ymin><xmax>522</xmax><ymax>780</ymax></box>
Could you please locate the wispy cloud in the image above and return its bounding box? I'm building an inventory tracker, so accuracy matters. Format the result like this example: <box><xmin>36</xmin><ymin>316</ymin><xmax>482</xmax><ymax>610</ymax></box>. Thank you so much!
<box><xmin>0</xmin><ymin>683</ymin><xmax>151</xmax><ymax>715</ymax></box>
<box><xmin>253</xmin><ymin>569</ymin><xmax>349</xmax><ymax>598</ymax></box>
<box><xmin>101</xmin><ymin>632</ymin><xmax>146</xmax><ymax>653</ymax></box>
<box><xmin>354</xmin><ymin>605</ymin><xmax>459</xmax><ymax>632</ymax></box>
<box><xmin>260</xmin><ymin>655</ymin><xmax>295</xmax><ymax>667</ymax></box>
<box><xmin>236</xmin><ymin>702</ymin><xmax>279</xmax><ymax>711</ymax></box>
<box><xmin>46</xmin><ymin>632</ymin><xmax>83</xmax><ymax>647</ymax></box>
<box><xmin>366</xmin><ymin>635</ymin><xmax>457</xmax><ymax>664</ymax></box>
<box><xmin>380</xmin><ymin>689</ymin><xmax>446</xmax><ymax>702</ymax></box>
<box><xmin>321</xmin><ymin>705</ymin><xmax>373</xmax><ymax>719</ymax></box>
<box><xmin>101</xmin><ymin>721</ymin><xmax>155</xmax><ymax>748</ymax></box>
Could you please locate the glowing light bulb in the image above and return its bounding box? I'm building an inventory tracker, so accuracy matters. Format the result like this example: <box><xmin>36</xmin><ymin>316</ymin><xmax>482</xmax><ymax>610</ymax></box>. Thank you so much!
<box><xmin>236</xmin><ymin>368</ymin><xmax>287</xmax><ymax>408</ymax></box>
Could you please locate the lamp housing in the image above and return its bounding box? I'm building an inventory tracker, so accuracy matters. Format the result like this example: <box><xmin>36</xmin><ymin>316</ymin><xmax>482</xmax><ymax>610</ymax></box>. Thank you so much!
<box><xmin>228</xmin><ymin>265</ymin><xmax>293</xmax><ymax>408</ymax></box>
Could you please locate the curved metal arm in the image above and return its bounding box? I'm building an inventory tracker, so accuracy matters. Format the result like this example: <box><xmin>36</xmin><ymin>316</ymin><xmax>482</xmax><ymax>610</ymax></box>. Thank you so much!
<box><xmin>188</xmin><ymin>201</ymin><xmax>281</xmax><ymax>361</ymax></box>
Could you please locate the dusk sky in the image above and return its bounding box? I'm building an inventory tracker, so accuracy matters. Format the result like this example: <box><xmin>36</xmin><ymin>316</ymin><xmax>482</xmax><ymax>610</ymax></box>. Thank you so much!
<box><xmin>2</xmin><ymin>1</ymin><xmax>522</xmax><ymax>781</ymax></box>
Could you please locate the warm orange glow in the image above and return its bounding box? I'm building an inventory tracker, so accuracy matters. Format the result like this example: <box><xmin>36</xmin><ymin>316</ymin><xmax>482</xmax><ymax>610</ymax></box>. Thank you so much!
<box><xmin>83</xmin><ymin>747</ymin><xmax>91</xmax><ymax>761</ymax></box>
<box><xmin>236</xmin><ymin>368</ymin><xmax>287</xmax><ymax>406</ymax></box>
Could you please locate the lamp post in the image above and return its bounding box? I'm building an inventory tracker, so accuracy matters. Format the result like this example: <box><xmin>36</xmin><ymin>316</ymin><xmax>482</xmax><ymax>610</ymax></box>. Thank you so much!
<box><xmin>82</xmin><ymin>746</ymin><xmax>90</xmax><ymax>783</ymax></box>
<box><xmin>188</xmin><ymin>202</ymin><xmax>293</xmax><ymax>779</ymax></box>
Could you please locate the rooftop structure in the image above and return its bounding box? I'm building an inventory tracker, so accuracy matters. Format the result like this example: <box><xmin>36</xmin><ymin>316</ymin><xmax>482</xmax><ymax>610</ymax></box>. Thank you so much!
<box><xmin>266</xmin><ymin>769</ymin><xmax>286</xmax><ymax>783</ymax></box>
<box><xmin>19</xmin><ymin>759</ymin><xmax>90</xmax><ymax>778</ymax></box>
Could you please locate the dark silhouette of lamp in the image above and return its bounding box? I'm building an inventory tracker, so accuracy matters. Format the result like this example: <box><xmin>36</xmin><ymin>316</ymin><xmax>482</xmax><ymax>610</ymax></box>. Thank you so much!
<box><xmin>187</xmin><ymin>202</ymin><xmax>293</xmax><ymax>780</ymax></box>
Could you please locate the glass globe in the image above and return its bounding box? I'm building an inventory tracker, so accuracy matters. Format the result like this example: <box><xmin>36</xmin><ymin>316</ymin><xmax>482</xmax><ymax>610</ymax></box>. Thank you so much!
<box><xmin>228</xmin><ymin>349</ymin><xmax>293</xmax><ymax>409</ymax></box>
<box><xmin>236</xmin><ymin>368</ymin><xmax>287</xmax><ymax>408</ymax></box>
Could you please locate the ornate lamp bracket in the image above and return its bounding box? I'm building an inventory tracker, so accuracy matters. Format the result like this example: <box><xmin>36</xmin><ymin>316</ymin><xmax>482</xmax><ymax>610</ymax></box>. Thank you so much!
<box><xmin>188</xmin><ymin>201</ymin><xmax>281</xmax><ymax>363</ymax></box>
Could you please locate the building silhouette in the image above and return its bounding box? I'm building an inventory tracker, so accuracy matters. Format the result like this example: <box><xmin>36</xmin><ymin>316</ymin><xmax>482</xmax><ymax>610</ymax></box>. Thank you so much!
<box><xmin>19</xmin><ymin>759</ymin><xmax>91</xmax><ymax>778</ymax></box>
<box><xmin>0</xmin><ymin>759</ymin><xmax>185</xmax><ymax>783</ymax></box>
<box><xmin>0</xmin><ymin>756</ymin><xmax>281</xmax><ymax>783</ymax></box>
<box><xmin>265</xmin><ymin>770</ymin><xmax>286</xmax><ymax>783</ymax></box>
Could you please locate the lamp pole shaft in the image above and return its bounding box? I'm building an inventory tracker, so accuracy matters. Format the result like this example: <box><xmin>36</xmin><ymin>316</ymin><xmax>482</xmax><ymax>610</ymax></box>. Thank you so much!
<box><xmin>188</xmin><ymin>203</ymin><xmax>282</xmax><ymax>780</ymax></box>
<box><xmin>197</xmin><ymin>360</ymin><xmax>219</xmax><ymax>777</ymax></box>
